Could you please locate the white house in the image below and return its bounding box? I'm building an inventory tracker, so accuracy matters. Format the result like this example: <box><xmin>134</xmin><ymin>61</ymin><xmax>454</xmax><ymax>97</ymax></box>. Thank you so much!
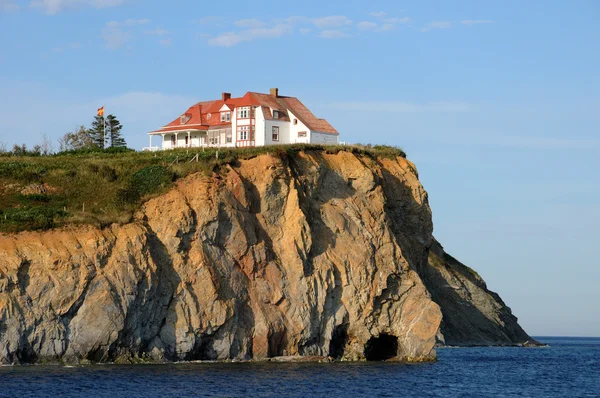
<box><xmin>146</xmin><ymin>88</ymin><xmax>339</xmax><ymax>150</ymax></box>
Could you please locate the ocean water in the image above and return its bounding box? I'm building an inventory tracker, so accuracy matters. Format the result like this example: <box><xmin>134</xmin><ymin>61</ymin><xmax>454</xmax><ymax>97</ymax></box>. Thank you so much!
<box><xmin>0</xmin><ymin>337</ymin><xmax>598</xmax><ymax>397</ymax></box>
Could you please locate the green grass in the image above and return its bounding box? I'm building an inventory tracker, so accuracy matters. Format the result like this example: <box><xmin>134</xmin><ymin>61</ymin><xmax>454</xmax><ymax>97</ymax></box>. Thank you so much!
<box><xmin>0</xmin><ymin>144</ymin><xmax>405</xmax><ymax>233</ymax></box>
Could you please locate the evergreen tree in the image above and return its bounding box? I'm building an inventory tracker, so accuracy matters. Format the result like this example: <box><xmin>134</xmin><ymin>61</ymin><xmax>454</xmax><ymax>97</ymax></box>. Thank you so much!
<box><xmin>88</xmin><ymin>115</ymin><xmax>106</xmax><ymax>148</ymax></box>
<box><xmin>106</xmin><ymin>114</ymin><xmax>126</xmax><ymax>148</ymax></box>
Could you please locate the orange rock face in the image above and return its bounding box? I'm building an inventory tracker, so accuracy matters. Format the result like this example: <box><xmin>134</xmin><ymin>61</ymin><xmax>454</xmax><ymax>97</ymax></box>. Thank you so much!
<box><xmin>0</xmin><ymin>151</ymin><xmax>444</xmax><ymax>363</ymax></box>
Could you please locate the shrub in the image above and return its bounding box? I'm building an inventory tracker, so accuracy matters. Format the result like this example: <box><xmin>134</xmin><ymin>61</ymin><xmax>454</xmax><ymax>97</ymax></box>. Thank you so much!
<box><xmin>118</xmin><ymin>165</ymin><xmax>174</xmax><ymax>205</ymax></box>
<box><xmin>0</xmin><ymin>205</ymin><xmax>67</xmax><ymax>231</ymax></box>
<box><xmin>131</xmin><ymin>165</ymin><xmax>173</xmax><ymax>196</ymax></box>
<box><xmin>0</xmin><ymin>162</ymin><xmax>47</xmax><ymax>181</ymax></box>
<box><xmin>19</xmin><ymin>193</ymin><xmax>51</xmax><ymax>203</ymax></box>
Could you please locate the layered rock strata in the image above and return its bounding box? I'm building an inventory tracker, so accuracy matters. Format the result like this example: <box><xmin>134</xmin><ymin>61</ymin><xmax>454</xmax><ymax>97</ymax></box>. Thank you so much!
<box><xmin>0</xmin><ymin>151</ymin><xmax>533</xmax><ymax>364</ymax></box>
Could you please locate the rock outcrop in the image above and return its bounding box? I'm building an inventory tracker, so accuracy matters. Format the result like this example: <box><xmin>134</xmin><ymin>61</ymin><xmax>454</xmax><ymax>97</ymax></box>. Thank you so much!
<box><xmin>0</xmin><ymin>150</ymin><xmax>534</xmax><ymax>364</ymax></box>
<box><xmin>421</xmin><ymin>240</ymin><xmax>535</xmax><ymax>346</ymax></box>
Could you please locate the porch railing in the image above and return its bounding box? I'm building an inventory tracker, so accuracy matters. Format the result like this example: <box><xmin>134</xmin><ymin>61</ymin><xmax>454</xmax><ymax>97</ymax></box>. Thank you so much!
<box><xmin>236</xmin><ymin>141</ymin><xmax>255</xmax><ymax>148</ymax></box>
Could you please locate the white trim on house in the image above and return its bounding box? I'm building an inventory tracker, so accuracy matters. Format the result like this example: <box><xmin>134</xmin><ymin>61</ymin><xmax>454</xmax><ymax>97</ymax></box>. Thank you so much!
<box><xmin>146</xmin><ymin>89</ymin><xmax>339</xmax><ymax>150</ymax></box>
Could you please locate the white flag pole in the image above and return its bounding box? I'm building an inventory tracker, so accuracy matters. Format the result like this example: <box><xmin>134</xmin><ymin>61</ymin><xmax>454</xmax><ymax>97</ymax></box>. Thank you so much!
<box><xmin>103</xmin><ymin>109</ymin><xmax>106</xmax><ymax>149</ymax></box>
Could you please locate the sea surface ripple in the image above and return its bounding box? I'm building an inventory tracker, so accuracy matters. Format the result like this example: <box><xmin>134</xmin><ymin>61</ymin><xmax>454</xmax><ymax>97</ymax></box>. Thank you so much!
<box><xmin>0</xmin><ymin>337</ymin><xmax>598</xmax><ymax>397</ymax></box>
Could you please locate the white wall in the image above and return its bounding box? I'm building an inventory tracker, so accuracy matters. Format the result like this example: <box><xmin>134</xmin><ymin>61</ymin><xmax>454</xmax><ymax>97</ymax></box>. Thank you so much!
<box><xmin>264</xmin><ymin>120</ymin><xmax>290</xmax><ymax>145</ymax></box>
<box><xmin>233</xmin><ymin>106</ymin><xmax>257</xmax><ymax>146</ymax></box>
<box><xmin>310</xmin><ymin>131</ymin><xmax>339</xmax><ymax>145</ymax></box>
<box><xmin>254</xmin><ymin>107</ymin><xmax>266</xmax><ymax>147</ymax></box>
<box><xmin>287</xmin><ymin>110</ymin><xmax>311</xmax><ymax>144</ymax></box>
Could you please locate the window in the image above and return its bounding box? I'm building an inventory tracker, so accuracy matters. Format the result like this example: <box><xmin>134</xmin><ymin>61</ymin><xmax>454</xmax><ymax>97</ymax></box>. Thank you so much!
<box><xmin>237</xmin><ymin>107</ymin><xmax>250</xmax><ymax>119</ymax></box>
<box><xmin>252</xmin><ymin>106</ymin><xmax>257</xmax><ymax>118</ymax></box>
<box><xmin>185</xmin><ymin>136</ymin><xmax>189</xmax><ymax>146</ymax></box>
<box><xmin>273</xmin><ymin>110</ymin><xmax>279</xmax><ymax>119</ymax></box>
<box><xmin>221</xmin><ymin>112</ymin><xmax>231</xmax><ymax>122</ymax></box>
<box><xmin>293</xmin><ymin>119</ymin><xmax>298</xmax><ymax>125</ymax></box>
<box><xmin>272</xmin><ymin>126</ymin><xmax>279</xmax><ymax>141</ymax></box>
<box><xmin>238</xmin><ymin>125</ymin><xmax>250</xmax><ymax>140</ymax></box>
<box><xmin>209</xmin><ymin>130</ymin><xmax>220</xmax><ymax>145</ymax></box>
<box><xmin>180</xmin><ymin>115</ymin><xmax>190</xmax><ymax>124</ymax></box>
<box><xmin>226</xmin><ymin>129</ymin><xmax>233</xmax><ymax>143</ymax></box>
<box><xmin>171</xmin><ymin>135</ymin><xmax>176</xmax><ymax>145</ymax></box>
<box><xmin>298</xmin><ymin>131</ymin><xmax>307</xmax><ymax>138</ymax></box>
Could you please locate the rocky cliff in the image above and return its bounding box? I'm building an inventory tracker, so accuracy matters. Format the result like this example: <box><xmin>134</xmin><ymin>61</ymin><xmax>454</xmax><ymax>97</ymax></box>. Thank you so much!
<box><xmin>0</xmin><ymin>150</ymin><xmax>533</xmax><ymax>364</ymax></box>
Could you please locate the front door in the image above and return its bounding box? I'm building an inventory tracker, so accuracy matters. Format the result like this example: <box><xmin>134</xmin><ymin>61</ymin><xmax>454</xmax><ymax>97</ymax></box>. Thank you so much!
<box><xmin>185</xmin><ymin>136</ymin><xmax>189</xmax><ymax>146</ymax></box>
<box><xmin>171</xmin><ymin>135</ymin><xmax>176</xmax><ymax>147</ymax></box>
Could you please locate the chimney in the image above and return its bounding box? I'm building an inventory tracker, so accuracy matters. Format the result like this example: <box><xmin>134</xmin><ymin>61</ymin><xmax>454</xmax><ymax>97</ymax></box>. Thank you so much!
<box><xmin>222</xmin><ymin>92</ymin><xmax>231</xmax><ymax>101</ymax></box>
<box><xmin>270</xmin><ymin>88</ymin><xmax>279</xmax><ymax>97</ymax></box>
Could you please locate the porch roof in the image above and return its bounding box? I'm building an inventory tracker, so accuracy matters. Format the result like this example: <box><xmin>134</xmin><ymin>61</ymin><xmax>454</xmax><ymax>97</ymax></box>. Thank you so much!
<box><xmin>148</xmin><ymin>125</ymin><xmax>209</xmax><ymax>135</ymax></box>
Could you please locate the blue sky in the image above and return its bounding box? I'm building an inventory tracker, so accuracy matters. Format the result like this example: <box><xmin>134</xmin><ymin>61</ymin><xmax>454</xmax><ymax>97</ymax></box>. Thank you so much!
<box><xmin>1</xmin><ymin>0</ymin><xmax>599</xmax><ymax>337</ymax></box>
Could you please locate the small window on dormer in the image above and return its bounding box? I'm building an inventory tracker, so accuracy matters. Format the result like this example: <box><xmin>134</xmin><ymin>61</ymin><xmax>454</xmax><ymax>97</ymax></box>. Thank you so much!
<box><xmin>273</xmin><ymin>110</ymin><xmax>279</xmax><ymax>119</ymax></box>
<box><xmin>293</xmin><ymin>119</ymin><xmax>298</xmax><ymax>125</ymax></box>
<box><xmin>180</xmin><ymin>115</ymin><xmax>189</xmax><ymax>124</ymax></box>
<box><xmin>221</xmin><ymin>112</ymin><xmax>231</xmax><ymax>122</ymax></box>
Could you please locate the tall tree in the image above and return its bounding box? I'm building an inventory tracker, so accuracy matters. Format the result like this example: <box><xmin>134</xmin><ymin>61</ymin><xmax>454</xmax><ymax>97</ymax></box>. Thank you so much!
<box><xmin>106</xmin><ymin>114</ymin><xmax>126</xmax><ymax>148</ymax></box>
<box><xmin>88</xmin><ymin>115</ymin><xmax>106</xmax><ymax>148</ymax></box>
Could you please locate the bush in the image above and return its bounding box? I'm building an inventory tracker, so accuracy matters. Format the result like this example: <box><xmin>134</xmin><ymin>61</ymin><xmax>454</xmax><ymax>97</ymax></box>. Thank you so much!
<box><xmin>56</xmin><ymin>146</ymin><xmax>135</xmax><ymax>156</ymax></box>
<box><xmin>131</xmin><ymin>165</ymin><xmax>174</xmax><ymax>196</ymax></box>
<box><xmin>118</xmin><ymin>165</ymin><xmax>174</xmax><ymax>205</ymax></box>
<box><xmin>0</xmin><ymin>162</ymin><xmax>47</xmax><ymax>181</ymax></box>
<box><xmin>0</xmin><ymin>205</ymin><xmax>67</xmax><ymax>231</ymax></box>
<box><xmin>19</xmin><ymin>193</ymin><xmax>51</xmax><ymax>203</ymax></box>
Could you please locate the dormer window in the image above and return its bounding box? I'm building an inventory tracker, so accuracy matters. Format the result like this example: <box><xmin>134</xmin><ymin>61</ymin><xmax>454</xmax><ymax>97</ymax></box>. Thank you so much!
<box><xmin>273</xmin><ymin>110</ymin><xmax>279</xmax><ymax>119</ymax></box>
<box><xmin>180</xmin><ymin>114</ymin><xmax>190</xmax><ymax>124</ymax></box>
<box><xmin>221</xmin><ymin>112</ymin><xmax>231</xmax><ymax>122</ymax></box>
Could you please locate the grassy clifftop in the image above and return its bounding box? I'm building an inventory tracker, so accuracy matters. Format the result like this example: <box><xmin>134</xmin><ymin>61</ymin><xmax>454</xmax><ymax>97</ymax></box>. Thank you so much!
<box><xmin>0</xmin><ymin>144</ymin><xmax>405</xmax><ymax>233</ymax></box>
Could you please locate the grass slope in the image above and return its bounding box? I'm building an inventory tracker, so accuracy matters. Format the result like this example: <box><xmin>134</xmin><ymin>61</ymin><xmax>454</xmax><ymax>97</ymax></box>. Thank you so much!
<box><xmin>0</xmin><ymin>144</ymin><xmax>405</xmax><ymax>233</ymax></box>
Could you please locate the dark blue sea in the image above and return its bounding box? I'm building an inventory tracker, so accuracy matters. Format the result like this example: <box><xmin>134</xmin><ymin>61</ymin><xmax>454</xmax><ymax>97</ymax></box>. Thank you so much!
<box><xmin>0</xmin><ymin>337</ymin><xmax>598</xmax><ymax>397</ymax></box>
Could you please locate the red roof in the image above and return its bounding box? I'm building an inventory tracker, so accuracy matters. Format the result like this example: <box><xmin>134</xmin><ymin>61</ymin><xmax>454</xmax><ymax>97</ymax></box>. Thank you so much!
<box><xmin>149</xmin><ymin>90</ymin><xmax>338</xmax><ymax>135</ymax></box>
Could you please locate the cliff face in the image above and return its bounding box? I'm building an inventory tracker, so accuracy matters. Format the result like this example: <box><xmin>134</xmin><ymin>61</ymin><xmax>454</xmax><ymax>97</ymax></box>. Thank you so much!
<box><xmin>0</xmin><ymin>151</ymin><xmax>533</xmax><ymax>364</ymax></box>
<box><xmin>422</xmin><ymin>240</ymin><xmax>534</xmax><ymax>346</ymax></box>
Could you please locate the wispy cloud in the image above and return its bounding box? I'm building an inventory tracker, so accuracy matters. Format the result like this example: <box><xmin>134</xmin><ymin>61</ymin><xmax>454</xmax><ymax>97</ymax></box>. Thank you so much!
<box><xmin>204</xmin><ymin>13</ymin><xmax>405</xmax><ymax>47</ymax></box>
<box><xmin>30</xmin><ymin>0</ymin><xmax>130</xmax><ymax>14</ymax></box>
<box><xmin>144</xmin><ymin>28</ymin><xmax>169</xmax><ymax>36</ymax></box>
<box><xmin>326</xmin><ymin>100</ymin><xmax>470</xmax><ymax>113</ymax></box>
<box><xmin>198</xmin><ymin>16</ymin><xmax>222</xmax><ymax>25</ymax></box>
<box><xmin>208</xmin><ymin>24</ymin><xmax>293</xmax><ymax>47</ymax></box>
<box><xmin>369</xmin><ymin>11</ymin><xmax>386</xmax><ymax>18</ymax></box>
<box><xmin>357</xmin><ymin>21</ymin><xmax>377</xmax><ymax>30</ymax></box>
<box><xmin>461</xmin><ymin>19</ymin><xmax>495</xmax><ymax>25</ymax></box>
<box><xmin>1</xmin><ymin>0</ymin><xmax>18</xmax><ymax>11</ymax></box>
<box><xmin>234</xmin><ymin>18</ymin><xmax>265</xmax><ymax>29</ymax></box>
<box><xmin>384</xmin><ymin>17</ymin><xmax>410</xmax><ymax>24</ymax></box>
<box><xmin>143</xmin><ymin>27</ymin><xmax>172</xmax><ymax>47</ymax></box>
<box><xmin>312</xmin><ymin>15</ymin><xmax>352</xmax><ymax>29</ymax></box>
<box><xmin>379</xmin><ymin>24</ymin><xmax>396</xmax><ymax>32</ymax></box>
<box><xmin>421</xmin><ymin>21</ymin><xmax>452</xmax><ymax>32</ymax></box>
<box><xmin>101</xmin><ymin>18</ymin><xmax>150</xmax><ymax>49</ymax></box>
<box><xmin>159</xmin><ymin>38</ymin><xmax>172</xmax><ymax>47</ymax></box>
<box><xmin>319</xmin><ymin>30</ymin><xmax>350</xmax><ymax>39</ymax></box>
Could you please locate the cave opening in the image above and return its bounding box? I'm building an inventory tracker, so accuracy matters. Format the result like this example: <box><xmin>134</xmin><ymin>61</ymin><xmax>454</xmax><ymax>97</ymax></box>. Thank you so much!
<box><xmin>329</xmin><ymin>324</ymin><xmax>349</xmax><ymax>359</ymax></box>
<box><xmin>364</xmin><ymin>334</ymin><xmax>398</xmax><ymax>361</ymax></box>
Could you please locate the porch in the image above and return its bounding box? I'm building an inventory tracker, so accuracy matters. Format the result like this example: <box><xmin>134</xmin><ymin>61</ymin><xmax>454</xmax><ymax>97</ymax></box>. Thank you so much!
<box><xmin>146</xmin><ymin>128</ymin><xmax>255</xmax><ymax>150</ymax></box>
